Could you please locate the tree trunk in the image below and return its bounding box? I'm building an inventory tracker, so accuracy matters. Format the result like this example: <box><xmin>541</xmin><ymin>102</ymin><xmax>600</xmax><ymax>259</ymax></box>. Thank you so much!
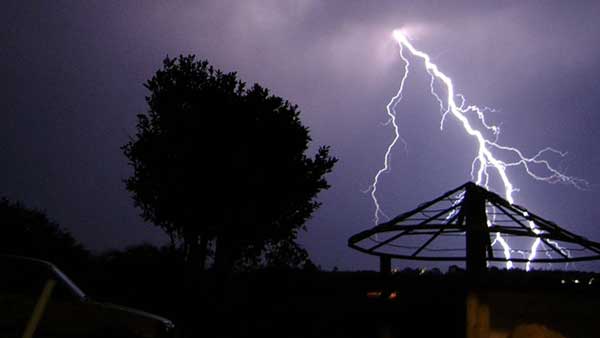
<box><xmin>181</xmin><ymin>232</ymin><xmax>200</xmax><ymax>337</ymax></box>
<box><xmin>214</xmin><ymin>233</ymin><xmax>233</xmax><ymax>304</ymax></box>
<box><xmin>197</xmin><ymin>234</ymin><xmax>208</xmax><ymax>271</ymax></box>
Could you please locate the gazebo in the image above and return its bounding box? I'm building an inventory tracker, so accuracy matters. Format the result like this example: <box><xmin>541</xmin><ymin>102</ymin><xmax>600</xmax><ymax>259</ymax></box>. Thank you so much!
<box><xmin>349</xmin><ymin>182</ymin><xmax>600</xmax><ymax>276</ymax></box>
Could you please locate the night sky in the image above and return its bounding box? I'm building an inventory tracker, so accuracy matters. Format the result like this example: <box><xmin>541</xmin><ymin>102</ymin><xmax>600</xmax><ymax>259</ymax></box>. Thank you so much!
<box><xmin>3</xmin><ymin>1</ymin><xmax>600</xmax><ymax>271</ymax></box>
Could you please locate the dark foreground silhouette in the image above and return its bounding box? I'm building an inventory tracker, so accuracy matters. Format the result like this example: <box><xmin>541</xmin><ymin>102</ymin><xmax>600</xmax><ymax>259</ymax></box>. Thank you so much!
<box><xmin>61</xmin><ymin>250</ymin><xmax>600</xmax><ymax>338</ymax></box>
<box><xmin>0</xmin><ymin>196</ymin><xmax>594</xmax><ymax>338</ymax></box>
<box><xmin>4</xmin><ymin>245</ymin><xmax>600</xmax><ymax>338</ymax></box>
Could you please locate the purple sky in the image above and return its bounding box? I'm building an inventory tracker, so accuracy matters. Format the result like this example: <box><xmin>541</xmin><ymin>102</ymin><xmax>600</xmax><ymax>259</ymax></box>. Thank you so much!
<box><xmin>3</xmin><ymin>1</ymin><xmax>600</xmax><ymax>271</ymax></box>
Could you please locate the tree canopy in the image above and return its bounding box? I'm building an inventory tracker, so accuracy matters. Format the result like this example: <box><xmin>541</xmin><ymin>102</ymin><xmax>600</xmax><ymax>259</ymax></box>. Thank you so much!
<box><xmin>122</xmin><ymin>55</ymin><xmax>336</xmax><ymax>269</ymax></box>
<box><xmin>0</xmin><ymin>197</ymin><xmax>89</xmax><ymax>273</ymax></box>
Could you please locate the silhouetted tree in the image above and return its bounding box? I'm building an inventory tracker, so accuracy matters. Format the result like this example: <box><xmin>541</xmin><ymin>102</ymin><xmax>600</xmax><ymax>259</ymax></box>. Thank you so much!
<box><xmin>0</xmin><ymin>197</ymin><xmax>90</xmax><ymax>274</ymax></box>
<box><xmin>122</xmin><ymin>55</ymin><xmax>336</xmax><ymax>274</ymax></box>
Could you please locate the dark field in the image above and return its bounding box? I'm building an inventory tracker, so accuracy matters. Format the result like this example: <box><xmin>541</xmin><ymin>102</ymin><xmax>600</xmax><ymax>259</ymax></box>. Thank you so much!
<box><xmin>75</xmin><ymin>265</ymin><xmax>600</xmax><ymax>338</ymax></box>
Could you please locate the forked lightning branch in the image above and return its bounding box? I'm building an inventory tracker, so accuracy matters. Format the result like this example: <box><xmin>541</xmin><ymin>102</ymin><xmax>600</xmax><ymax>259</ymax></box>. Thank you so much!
<box><xmin>368</xmin><ymin>29</ymin><xmax>588</xmax><ymax>270</ymax></box>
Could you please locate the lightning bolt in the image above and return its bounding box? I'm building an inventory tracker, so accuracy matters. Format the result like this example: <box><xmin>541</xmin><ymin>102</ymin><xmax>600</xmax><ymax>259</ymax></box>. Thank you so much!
<box><xmin>367</xmin><ymin>29</ymin><xmax>588</xmax><ymax>270</ymax></box>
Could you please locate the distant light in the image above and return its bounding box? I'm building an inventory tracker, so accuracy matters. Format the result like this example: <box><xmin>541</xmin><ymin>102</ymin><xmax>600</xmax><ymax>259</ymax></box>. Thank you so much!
<box><xmin>561</xmin><ymin>279</ymin><xmax>566</xmax><ymax>284</ymax></box>
<box><xmin>367</xmin><ymin>291</ymin><xmax>382</xmax><ymax>299</ymax></box>
<box><xmin>589</xmin><ymin>277</ymin><xmax>595</xmax><ymax>285</ymax></box>
<box><xmin>574</xmin><ymin>279</ymin><xmax>580</xmax><ymax>284</ymax></box>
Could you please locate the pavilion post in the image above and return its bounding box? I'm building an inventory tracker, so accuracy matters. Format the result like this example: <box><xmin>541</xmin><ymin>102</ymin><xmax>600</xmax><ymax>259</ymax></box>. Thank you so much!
<box><xmin>463</xmin><ymin>183</ymin><xmax>489</xmax><ymax>280</ymax></box>
<box><xmin>379</xmin><ymin>255</ymin><xmax>391</xmax><ymax>276</ymax></box>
